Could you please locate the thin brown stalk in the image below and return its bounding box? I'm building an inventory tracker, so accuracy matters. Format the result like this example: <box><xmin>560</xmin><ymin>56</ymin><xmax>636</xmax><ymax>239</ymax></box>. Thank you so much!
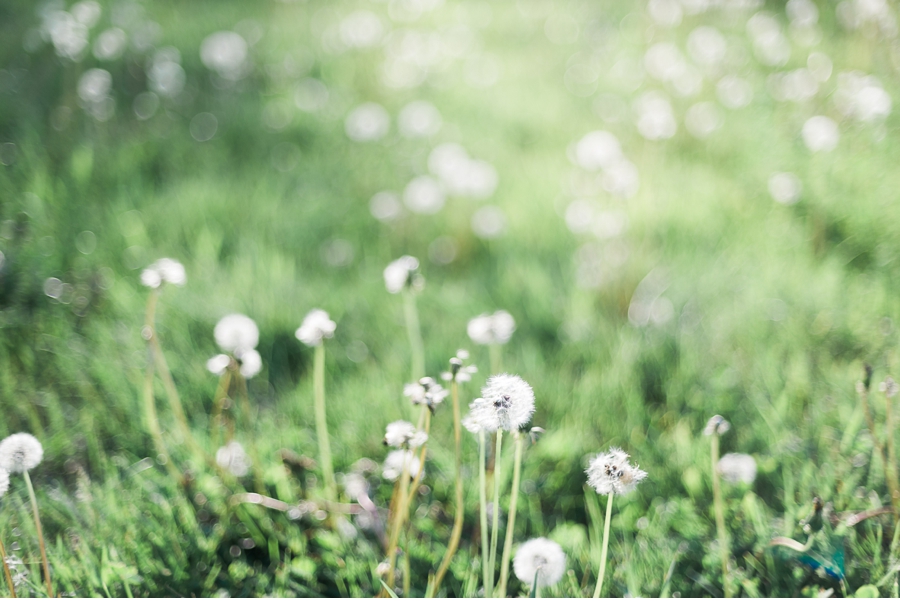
<box><xmin>24</xmin><ymin>471</ymin><xmax>51</xmax><ymax>598</ymax></box>
<box><xmin>0</xmin><ymin>538</ymin><xmax>17</xmax><ymax>597</ymax></box>
<box><xmin>432</xmin><ymin>380</ymin><xmax>465</xmax><ymax>594</ymax></box>
<box><xmin>235</xmin><ymin>373</ymin><xmax>266</xmax><ymax>494</ymax></box>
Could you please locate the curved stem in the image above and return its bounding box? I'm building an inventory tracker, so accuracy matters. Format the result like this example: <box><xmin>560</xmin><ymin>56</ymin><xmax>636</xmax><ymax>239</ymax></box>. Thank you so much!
<box><xmin>24</xmin><ymin>471</ymin><xmax>51</xmax><ymax>598</ymax></box>
<box><xmin>0</xmin><ymin>537</ymin><xmax>17</xmax><ymax>597</ymax></box>
<box><xmin>386</xmin><ymin>453</ymin><xmax>413</xmax><ymax>589</ymax></box>
<box><xmin>314</xmin><ymin>344</ymin><xmax>336</xmax><ymax>502</ymax></box>
<box><xmin>209</xmin><ymin>370</ymin><xmax>233</xmax><ymax>449</ymax></box>
<box><xmin>479</xmin><ymin>431</ymin><xmax>490</xmax><ymax>597</ymax></box>
<box><xmin>711</xmin><ymin>434</ymin><xmax>731</xmax><ymax>598</ymax></box>
<box><xmin>403</xmin><ymin>291</ymin><xmax>425</xmax><ymax>387</ymax></box>
<box><xmin>433</xmin><ymin>380</ymin><xmax>464</xmax><ymax>594</ymax></box>
<box><xmin>498</xmin><ymin>432</ymin><xmax>524</xmax><ymax>597</ymax></box>
<box><xmin>885</xmin><ymin>390</ymin><xmax>900</xmax><ymax>512</ymax></box>
<box><xmin>149</xmin><ymin>331</ymin><xmax>195</xmax><ymax>453</ymax></box>
<box><xmin>592</xmin><ymin>491</ymin><xmax>614</xmax><ymax>599</ymax></box>
<box><xmin>489</xmin><ymin>430</ymin><xmax>504</xmax><ymax>596</ymax></box>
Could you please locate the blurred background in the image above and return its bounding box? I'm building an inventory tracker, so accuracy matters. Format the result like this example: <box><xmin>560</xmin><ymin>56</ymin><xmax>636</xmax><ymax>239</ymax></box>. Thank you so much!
<box><xmin>2</xmin><ymin>0</ymin><xmax>900</xmax><ymax>596</ymax></box>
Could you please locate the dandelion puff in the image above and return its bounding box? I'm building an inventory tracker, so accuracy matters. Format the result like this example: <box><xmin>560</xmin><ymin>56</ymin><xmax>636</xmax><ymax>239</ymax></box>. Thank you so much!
<box><xmin>442</xmin><ymin>349</ymin><xmax>478</xmax><ymax>382</ymax></box>
<box><xmin>206</xmin><ymin>354</ymin><xmax>231</xmax><ymax>376</ymax></box>
<box><xmin>383</xmin><ymin>255</ymin><xmax>423</xmax><ymax>294</ymax></box>
<box><xmin>383</xmin><ymin>449</ymin><xmax>422</xmax><ymax>481</ymax></box>
<box><xmin>718</xmin><ymin>453</ymin><xmax>757</xmax><ymax>484</ymax></box>
<box><xmin>214</xmin><ymin>313</ymin><xmax>259</xmax><ymax>354</ymax></box>
<box><xmin>140</xmin><ymin>257</ymin><xmax>186</xmax><ymax>288</ymax></box>
<box><xmin>473</xmin><ymin>374</ymin><xmax>536</xmax><ymax>432</ymax></box>
<box><xmin>0</xmin><ymin>468</ymin><xmax>9</xmax><ymax>498</ymax></box>
<box><xmin>703</xmin><ymin>415</ymin><xmax>730</xmax><ymax>436</ymax></box>
<box><xmin>404</xmin><ymin>377</ymin><xmax>449</xmax><ymax>410</ymax></box>
<box><xmin>384</xmin><ymin>421</ymin><xmax>428</xmax><ymax>448</ymax></box>
<box><xmin>881</xmin><ymin>377</ymin><xmax>899</xmax><ymax>398</ymax></box>
<box><xmin>296</xmin><ymin>309</ymin><xmax>336</xmax><ymax>347</ymax></box>
<box><xmin>513</xmin><ymin>537</ymin><xmax>567</xmax><ymax>588</ymax></box>
<box><xmin>216</xmin><ymin>441</ymin><xmax>251</xmax><ymax>477</ymax></box>
<box><xmin>0</xmin><ymin>433</ymin><xmax>44</xmax><ymax>473</ymax></box>
<box><xmin>140</xmin><ymin>267</ymin><xmax>162</xmax><ymax>288</ymax></box>
<box><xmin>467</xmin><ymin>310</ymin><xmax>516</xmax><ymax>345</ymax></box>
<box><xmin>237</xmin><ymin>348</ymin><xmax>262</xmax><ymax>379</ymax></box>
<box><xmin>586</xmin><ymin>447</ymin><xmax>647</xmax><ymax>496</ymax></box>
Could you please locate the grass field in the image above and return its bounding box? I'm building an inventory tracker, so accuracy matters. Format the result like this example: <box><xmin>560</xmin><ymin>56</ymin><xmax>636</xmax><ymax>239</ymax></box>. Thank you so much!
<box><xmin>2</xmin><ymin>0</ymin><xmax>900</xmax><ymax>596</ymax></box>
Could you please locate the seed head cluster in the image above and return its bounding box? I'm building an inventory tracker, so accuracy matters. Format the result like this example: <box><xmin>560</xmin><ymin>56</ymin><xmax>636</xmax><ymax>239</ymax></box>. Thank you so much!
<box><xmin>140</xmin><ymin>258</ymin><xmax>187</xmax><ymax>289</ymax></box>
<box><xmin>295</xmin><ymin>309</ymin><xmax>337</xmax><ymax>347</ymax></box>
<box><xmin>467</xmin><ymin>310</ymin><xmax>516</xmax><ymax>346</ymax></box>
<box><xmin>383</xmin><ymin>420</ymin><xmax>428</xmax><ymax>449</ymax></box>
<box><xmin>464</xmin><ymin>374</ymin><xmax>535</xmax><ymax>433</ymax></box>
<box><xmin>383</xmin><ymin>449</ymin><xmax>422</xmax><ymax>481</ymax></box>
<box><xmin>403</xmin><ymin>377</ymin><xmax>448</xmax><ymax>411</ymax></box>
<box><xmin>0</xmin><ymin>433</ymin><xmax>44</xmax><ymax>474</ymax></box>
<box><xmin>383</xmin><ymin>255</ymin><xmax>423</xmax><ymax>294</ymax></box>
<box><xmin>211</xmin><ymin>314</ymin><xmax>263</xmax><ymax>378</ymax></box>
<box><xmin>513</xmin><ymin>537</ymin><xmax>567</xmax><ymax>588</ymax></box>
<box><xmin>586</xmin><ymin>447</ymin><xmax>647</xmax><ymax>496</ymax></box>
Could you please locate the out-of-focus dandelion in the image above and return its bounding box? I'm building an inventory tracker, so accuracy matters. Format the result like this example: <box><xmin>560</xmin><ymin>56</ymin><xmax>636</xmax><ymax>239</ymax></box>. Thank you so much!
<box><xmin>140</xmin><ymin>258</ymin><xmax>186</xmax><ymax>289</ymax></box>
<box><xmin>216</xmin><ymin>441</ymin><xmax>252</xmax><ymax>478</ymax></box>
<box><xmin>718</xmin><ymin>453</ymin><xmax>757</xmax><ymax>485</ymax></box>
<box><xmin>382</xmin><ymin>446</ymin><xmax>422</xmax><ymax>590</ymax></box>
<box><xmin>586</xmin><ymin>447</ymin><xmax>647</xmax><ymax>598</ymax></box>
<box><xmin>0</xmin><ymin>434</ymin><xmax>51</xmax><ymax>597</ymax></box>
<box><xmin>441</xmin><ymin>349</ymin><xmax>478</xmax><ymax>383</ymax></box>
<box><xmin>385</xmin><ymin>256</ymin><xmax>425</xmax><ymax>385</ymax></box>
<box><xmin>296</xmin><ymin>309</ymin><xmax>338</xmax><ymax>502</ymax></box>
<box><xmin>383</xmin><ymin>421</ymin><xmax>428</xmax><ymax>448</ymax></box>
<box><xmin>467</xmin><ymin>310</ymin><xmax>515</xmax><ymax>373</ymax></box>
<box><xmin>403</xmin><ymin>377</ymin><xmax>448</xmax><ymax>413</ymax></box>
<box><xmin>704</xmin><ymin>415</ymin><xmax>732</xmax><ymax>597</ymax></box>
<box><xmin>0</xmin><ymin>467</ymin><xmax>15</xmax><ymax>597</ymax></box>
<box><xmin>513</xmin><ymin>537</ymin><xmax>567</xmax><ymax>595</ymax></box>
<box><xmin>214</xmin><ymin>313</ymin><xmax>260</xmax><ymax>355</ymax></box>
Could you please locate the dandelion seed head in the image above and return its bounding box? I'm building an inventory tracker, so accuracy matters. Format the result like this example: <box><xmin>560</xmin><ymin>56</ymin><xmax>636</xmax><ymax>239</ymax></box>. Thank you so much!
<box><xmin>383</xmin><ymin>256</ymin><xmax>422</xmax><ymax>294</ymax></box>
<box><xmin>703</xmin><ymin>415</ymin><xmax>730</xmax><ymax>436</ymax></box>
<box><xmin>383</xmin><ymin>420</ymin><xmax>428</xmax><ymax>448</ymax></box>
<box><xmin>0</xmin><ymin>433</ymin><xmax>44</xmax><ymax>473</ymax></box>
<box><xmin>513</xmin><ymin>537</ymin><xmax>567</xmax><ymax>588</ymax></box>
<box><xmin>467</xmin><ymin>310</ymin><xmax>516</xmax><ymax>345</ymax></box>
<box><xmin>216</xmin><ymin>441</ymin><xmax>251</xmax><ymax>477</ymax></box>
<box><xmin>237</xmin><ymin>348</ymin><xmax>262</xmax><ymax>379</ymax></box>
<box><xmin>214</xmin><ymin>313</ymin><xmax>259</xmax><ymax>354</ymax></box>
<box><xmin>881</xmin><ymin>377</ymin><xmax>899</xmax><ymax>398</ymax></box>
<box><xmin>295</xmin><ymin>309</ymin><xmax>336</xmax><ymax>347</ymax></box>
<box><xmin>718</xmin><ymin>452</ymin><xmax>757</xmax><ymax>484</ymax></box>
<box><xmin>586</xmin><ymin>447</ymin><xmax>647</xmax><ymax>496</ymax></box>
<box><xmin>206</xmin><ymin>354</ymin><xmax>231</xmax><ymax>376</ymax></box>
<box><xmin>382</xmin><ymin>449</ymin><xmax>422</xmax><ymax>481</ymax></box>
<box><xmin>468</xmin><ymin>374</ymin><xmax>536</xmax><ymax>432</ymax></box>
<box><xmin>140</xmin><ymin>257</ymin><xmax>186</xmax><ymax>289</ymax></box>
<box><xmin>0</xmin><ymin>469</ymin><xmax>9</xmax><ymax>498</ymax></box>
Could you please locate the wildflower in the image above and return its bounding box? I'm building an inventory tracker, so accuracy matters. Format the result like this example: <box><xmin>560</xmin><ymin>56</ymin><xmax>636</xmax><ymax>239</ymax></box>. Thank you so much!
<box><xmin>295</xmin><ymin>309</ymin><xmax>337</xmax><ymax>347</ymax></box>
<box><xmin>206</xmin><ymin>354</ymin><xmax>231</xmax><ymax>376</ymax></box>
<box><xmin>383</xmin><ymin>421</ymin><xmax>428</xmax><ymax>448</ymax></box>
<box><xmin>404</xmin><ymin>377</ymin><xmax>448</xmax><ymax>411</ymax></box>
<box><xmin>467</xmin><ymin>310</ymin><xmax>516</xmax><ymax>345</ymax></box>
<box><xmin>441</xmin><ymin>349</ymin><xmax>478</xmax><ymax>383</ymax></box>
<box><xmin>383</xmin><ymin>255</ymin><xmax>423</xmax><ymax>294</ymax></box>
<box><xmin>467</xmin><ymin>374</ymin><xmax>535</xmax><ymax>432</ymax></box>
<box><xmin>216</xmin><ymin>441</ymin><xmax>251</xmax><ymax>477</ymax></box>
<box><xmin>140</xmin><ymin>257</ymin><xmax>186</xmax><ymax>288</ymax></box>
<box><xmin>341</xmin><ymin>472</ymin><xmax>369</xmax><ymax>501</ymax></box>
<box><xmin>718</xmin><ymin>453</ymin><xmax>757</xmax><ymax>485</ymax></box>
<box><xmin>383</xmin><ymin>449</ymin><xmax>422</xmax><ymax>481</ymax></box>
<box><xmin>703</xmin><ymin>415</ymin><xmax>730</xmax><ymax>436</ymax></box>
<box><xmin>0</xmin><ymin>433</ymin><xmax>44</xmax><ymax>473</ymax></box>
<box><xmin>513</xmin><ymin>537</ymin><xmax>567</xmax><ymax>588</ymax></box>
<box><xmin>881</xmin><ymin>377</ymin><xmax>899</xmax><ymax>398</ymax></box>
<box><xmin>238</xmin><ymin>348</ymin><xmax>262</xmax><ymax>379</ymax></box>
<box><xmin>214</xmin><ymin>313</ymin><xmax>260</xmax><ymax>354</ymax></box>
<box><xmin>586</xmin><ymin>447</ymin><xmax>647</xmax><ymax>496</ymax></box>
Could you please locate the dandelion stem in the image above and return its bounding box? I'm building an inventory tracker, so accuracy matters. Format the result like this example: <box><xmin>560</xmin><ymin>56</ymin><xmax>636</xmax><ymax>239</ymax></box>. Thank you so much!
<box><xmin>884</xmin><ymin>387</ymin><xmax>900</xmax><ymax>512</ymax></box>
<box><xmin>313</xmin><ymin>344</ymin><xmax>337</xmax><ymax>502</ymax></box>
<box><xmin>433</xmin><ymin>379</ymin><xmax>465</xmax><ymax>594</ymax></box>
<box><xmin>209</xmin><ymin>369</ymin><xmax>233</xmax><ymax>449</ymax></box>
<box><xmin>149</xmin><ymin>327</ymin><xmax>197</xmax><ymax>456</ymax></box>
<box><xmin>0</xmin><ymin>538</ymin><xmax>17</xmax><ymax>598</ymax></box>
<box><xmin>236</xmin><ymin>373</ymin><xmax>266</xmax><ymax>495</ymax></box>
<box><xmin>403</xmin><ymin>290</ymin><xmax>425</xmax><ymax>386</ymax></box>
<box><xmin>489</xmin><ymin>343</ymin><xmax>501</xmax><ymax>375</ymax></box>
<box><xmin>497</xmin><ymin>431</ymin><xmax>524</xmax><ymax>597</ymax></box>
<box><xmin>592</xmin><ymin>491</ymin><xmax>614</xmax><ymax>599</ymax></box>
<box><xmin>24</xmin><ymin>470</ymin><xmax>51</xmax><ymax>598</ymax></box>
<box><xmin>489</xmin><ymin>430</ymin><xmax>504</xmax><ymax>597</ymax></box>
<box><xmin>479</xmin><ymin>431</ymin><xmax>490</xmax><ymax>597</ymax></box>
<box><xmin>386</xmin><ymin>452</ymin><xmax>413</xmax><ymax>589</ymax></box>
<box><xmin>711</xmin><ymin>433</ymin><xmax>731</xmax><ymax>598</ymax></box>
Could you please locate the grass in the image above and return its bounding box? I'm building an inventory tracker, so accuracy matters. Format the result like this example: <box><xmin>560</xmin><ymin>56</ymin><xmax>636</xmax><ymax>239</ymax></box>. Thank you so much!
<box><xmin>2</xmin><ymin>0</ymin><xmax>900</xmax><ymax>596</ymax></box>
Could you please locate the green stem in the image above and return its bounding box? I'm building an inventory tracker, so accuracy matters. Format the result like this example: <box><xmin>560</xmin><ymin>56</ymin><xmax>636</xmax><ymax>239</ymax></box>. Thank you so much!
<box><xmin>235</xmin><ymin>373</ymin><xmax>265</xmax><ymax>495</ymax></box>
<box><xmin>149</xmin><ymin>329</ymin><xmax>195</xmax><ymax>454</ymax></box>
<box><xmin>592</xmin><ymin>491</ymin><xmax>614</xmax><ymax>599</ymax></box>
<box><xmin>479</xmin><ymin>431</ymin><xmax>490</xmax><ymax>597</ymax></box>
<box><xmin>433</xmin><ymin>380</ymin><xmax>464</xmax><ymax>594</ymax></box>
<box><xmin>489</xmin><ymin>430</ymin><xmax>504</xmax><ymax>596</ymax></box>
<box><xmin>885</xmin><ymin>390</ymin><xmax>900</xmax><ymax>512</ymax></box>
<box><xmin>314</xmin><ymin>344</ymin><xmax>336</xmax><ymax>502</ymax></box>
<box><xmin>403</xmin><ymin>291</ymin><xmax>425</xmax><ymax>386</ymax></box>
<box><xmin>24</xmin><ymin>471</ymin><xmax>52</xmax><ymax>598</ymax></box>
<box><xmin>386</xmin><ymin>452</ymin><xmax>413</xmax><ymax>589</ymax></box>
<box><xmin>712</xmin><ymin>434</ymin><xmax>731</xmax><ymax>598</ymax></box>
<box><xmin>489</xmin><ymin>344</ymin><xmax>501</xmax><ymax>375</ymax></box>
<box><xmin>0</xmin><ymin>537</ymin><xmax>17</xmax><ymax>597</ymax></box>
<box><xmin>498</xmin><ymin>432</ymin><xmax>524</xmax><ymax>597</ymax></box>
<box><xmin>209</xmin><ymin>369</ymin><xmax>233</xmax><ymax>449</ymax></box>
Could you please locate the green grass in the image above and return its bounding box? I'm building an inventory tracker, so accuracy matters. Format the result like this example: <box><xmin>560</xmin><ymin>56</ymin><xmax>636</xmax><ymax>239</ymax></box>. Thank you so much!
<box><xmin>2</xmin><ymin>0</ymin><xmax>900</xmax><ymax>596</ymax></box>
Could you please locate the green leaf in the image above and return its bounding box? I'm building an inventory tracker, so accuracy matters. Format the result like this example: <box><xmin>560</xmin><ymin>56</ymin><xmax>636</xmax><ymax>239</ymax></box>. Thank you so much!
<box><xmin>854</xmin><ymin>584</ymin><xmax>880</xmax><ymax>598</ymax></box>
<box><xmin>380</xmin><ymin>579</ymin><xmax>399</xmax><ymax>598</ymax></box>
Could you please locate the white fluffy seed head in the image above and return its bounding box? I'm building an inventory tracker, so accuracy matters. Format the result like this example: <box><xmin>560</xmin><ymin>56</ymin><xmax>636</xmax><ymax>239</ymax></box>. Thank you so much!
<box><xmin>0</xmin><ymin>469</ymin><xmax>9</xmax><ymax>498</ymax></box>
<box><xmin>295</xmin><ymin>309</ymin><xmax>337</xmax><ymax>347</ymax></box>
<box><xmin>703</xmin><ymin>415</ymin><xmax>730</xmax><ymax>436</ymax></box>
<box><xmin>237</xmin><ymin>348</ymin><xmax>262</xmax><ymax>379</ymax></box>
<box><xmin>140</xmin><ymin>257</ymin><xmax>186</xmax><ymax>288</ymax></box>
<box><xmin>214</xmin><ymin>313</ymin><xmax>259</xmax><ymax>354</ymax></box>
<box><xmin>513</xmin><ymin>537</ymin><xmax>567</xmax><ymax>589</ymax></box>
<box><xmin>467</xmin><ymin>310</ymin><xmax>516</xmax><ymax>345</ymax></box>
<box><xmin>382</xmin><ymin>449</ymin><xmax>422</xmax><ymax>481</ymax></box>
<box><xmin>718</xmin><ymin>453</ymin><xmax>757</xmax><ymax>484</ymax></box>
<box><xmin>383</xmin><ymin>420</ymin><xmax>428</xmax><ymax>448</ymax></box>
<box><xmin>0</xmin><ymin>433</ymin><xmax>44</xmax><ymax>473</ymax></box>
<box><xmin>206</xmin><ymin>354</ymin><xmax>231</xmax><ymax>376</ymax></box>
<box><xmin>467</xmin><ymin>374</ymin><xmax>535</xmax><ymax>432</ymax></box>
<box><xmin>586</xmin><ymin>447</ymin><xmax>647</xmax><ymax>496</ymax></box>
<box><xmin>216</xmin><ymin>441</ymin><xmax>251</xmax><ymax>477</ymax></box>
<box><xmin>383</xmin><ymin>255</ymin><xmax>422</xmax><ymax>294</ymax></box>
